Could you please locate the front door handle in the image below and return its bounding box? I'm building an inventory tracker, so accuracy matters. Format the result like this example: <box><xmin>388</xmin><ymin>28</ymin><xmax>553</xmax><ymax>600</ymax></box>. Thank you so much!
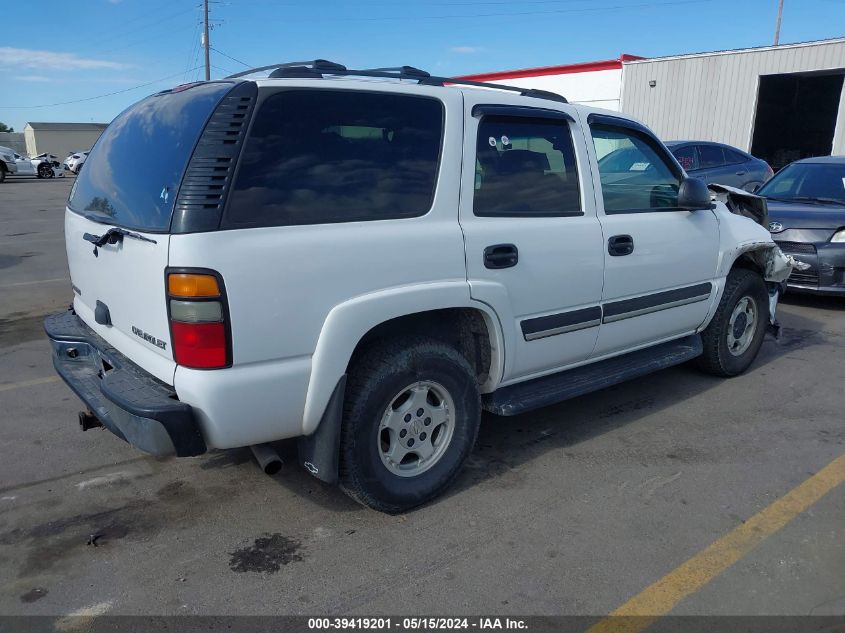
<box><xmin>484</xmin><ymin>243</ymin><xmax>518</xmax><ymax>269</ymax></box>
<box><xmin>608</xmin><ymin>234</ymin><xmax>634</xmax><ymax>256</ymax></box>
<box><xmin>735</xmin><ymin>171</ymin><xmax>747</xmax><ymax>176</ymax></box>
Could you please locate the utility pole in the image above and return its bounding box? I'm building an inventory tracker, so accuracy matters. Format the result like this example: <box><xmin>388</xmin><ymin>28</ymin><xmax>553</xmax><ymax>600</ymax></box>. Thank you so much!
<box><xmin>774</xmin><ymin>0</ymin><xmax>784</xmax><ymax>45</ymax></box>
<box><xmin>203</xmin><ymin>0</ymin><xmax>211</xmax><ymax>81</ymax></box>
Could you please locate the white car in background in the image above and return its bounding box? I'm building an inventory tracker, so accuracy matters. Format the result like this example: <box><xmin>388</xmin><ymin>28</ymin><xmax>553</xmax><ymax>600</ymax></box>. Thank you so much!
<box><xmin>0</xmin><ymin>146</ymin><xmax>18</xmax><ymax>182</ymax></box>
<box><xmin>15</xmin><ymin>152</ymin><xmax>64</xmax><ymax>178</ymax></box>
<box><xmin>64</xmin><ymin>151</ymin><xmax>89</xmax><ymax>174</ymax></box>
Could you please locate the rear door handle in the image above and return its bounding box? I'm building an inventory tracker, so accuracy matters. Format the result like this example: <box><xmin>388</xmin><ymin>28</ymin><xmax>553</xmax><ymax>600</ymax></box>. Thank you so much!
<box><xmin>608</xmin><ymin>234</ymin><xmax>634</xmax><ymax>256</ymax></box>
<box><xmin>735</xmin><ymin>171</ymin><xmax>747</xmax><ymax>176</ymax></box>
<box><xmin>484</xmin><ymin>244</ymin><xmax>518</xmax><ymax>269</ymax></box>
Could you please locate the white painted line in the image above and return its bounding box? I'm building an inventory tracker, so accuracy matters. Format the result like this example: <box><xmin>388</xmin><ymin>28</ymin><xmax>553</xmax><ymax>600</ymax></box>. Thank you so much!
<box><xmin>55</xmin><ymin>600</ymin><xmax>115</xmax><ymax>632</ymax></box>
<box><xmin>76</xmin><ymin>472</ymin><xmax>134</xmax><ymax>490</ymax></box>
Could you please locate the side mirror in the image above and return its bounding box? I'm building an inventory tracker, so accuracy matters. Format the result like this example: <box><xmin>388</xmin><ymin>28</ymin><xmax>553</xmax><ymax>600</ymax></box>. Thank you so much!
<box><xmin>677</xmin><ymin>177</ymin><xmax>711</xmax><ymax>210</ymax></box>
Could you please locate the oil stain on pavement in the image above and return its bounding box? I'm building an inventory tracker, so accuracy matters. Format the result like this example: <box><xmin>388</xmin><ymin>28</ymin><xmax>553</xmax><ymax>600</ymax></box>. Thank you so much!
<box><xmin>229</xmin><ymin>533</ymin><xmax>304</xmax><ymax>573</ymax></box>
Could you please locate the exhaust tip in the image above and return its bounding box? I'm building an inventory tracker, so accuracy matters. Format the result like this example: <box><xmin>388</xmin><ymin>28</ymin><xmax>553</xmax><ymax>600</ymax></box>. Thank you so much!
<box><xmin>263</xmin><ymin>459</ymin><xmax>283</xmax><ymax>476</ymax></box>
<box><xmin>250</xmin><ymin>443</ymin><xmax>282</xmax><ymax>476</ymax></box>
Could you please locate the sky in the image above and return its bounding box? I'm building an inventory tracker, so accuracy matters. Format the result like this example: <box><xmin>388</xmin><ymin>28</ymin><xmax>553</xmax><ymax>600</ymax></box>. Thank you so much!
<box><xmin>0</xmin><ymin>0</ymin><xmax>843</xmax><ymax>131</ymax></box>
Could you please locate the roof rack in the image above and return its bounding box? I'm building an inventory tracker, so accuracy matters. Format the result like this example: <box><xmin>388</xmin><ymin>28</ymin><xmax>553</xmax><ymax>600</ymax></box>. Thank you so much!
<box><xmin>224</xmin><ymin>59</ymin><xmax>567</xmax><ymax>104</ymax></box>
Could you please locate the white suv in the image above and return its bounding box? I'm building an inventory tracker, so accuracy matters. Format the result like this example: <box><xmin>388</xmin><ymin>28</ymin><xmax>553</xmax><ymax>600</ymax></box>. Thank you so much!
<box><xmin>46</xmin><ymin>61</ymin><xmax>794</xmax><ymax>512</ymax></box>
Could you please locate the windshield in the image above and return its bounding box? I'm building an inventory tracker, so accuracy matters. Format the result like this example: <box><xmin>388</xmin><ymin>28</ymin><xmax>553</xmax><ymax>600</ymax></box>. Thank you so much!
<box><xmin>757</xmin><ymin>162</ymin><xmax>845</xmax><ymax>206</ymax></box>
<box><xmin>68</xmin><ymin>81</ymin><xmax>234</xmax><ymax>232</ymax></box>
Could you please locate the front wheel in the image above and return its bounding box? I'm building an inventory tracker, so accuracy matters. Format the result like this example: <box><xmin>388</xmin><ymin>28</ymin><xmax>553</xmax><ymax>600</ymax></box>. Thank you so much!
<box><xmin>37</xmin><ymin>163</ymin><xmax>52</xmax><ymax>179</ymax></box>
<box><xmin>697</xmin><ymin>268</ymin><xmax>769</xmax><ymax>377</ymax></box>
<box><xmin>340</xmin><ymin>337</ymin><xmax>481</xmax><ymax>513</ymax></box>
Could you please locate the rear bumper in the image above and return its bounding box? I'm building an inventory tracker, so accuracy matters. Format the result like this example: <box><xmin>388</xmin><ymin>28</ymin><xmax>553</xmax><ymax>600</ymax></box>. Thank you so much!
<box><xmin>44</xmin><ymin>310</ymin><xmax>207</xmax><ymax>457</ymax></box>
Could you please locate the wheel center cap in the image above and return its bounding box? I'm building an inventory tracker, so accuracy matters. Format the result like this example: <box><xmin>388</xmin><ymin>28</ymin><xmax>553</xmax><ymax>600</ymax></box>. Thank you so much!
<box><xmin>410</xmin><ymin>418</ymin><xmax>423</xmax><ymax>435</ymax></box>
<box><xmin>733</xmin><ymin>313</ymin><xmax>748</xmax><ymax>338</ymax></box>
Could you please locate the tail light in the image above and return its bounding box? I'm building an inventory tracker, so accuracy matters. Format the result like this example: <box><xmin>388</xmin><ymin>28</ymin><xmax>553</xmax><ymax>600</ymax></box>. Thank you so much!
<box><xmin>166</xmin><ymin>270</ymin><xmax>231</xmax><ymax>369</ymax></box>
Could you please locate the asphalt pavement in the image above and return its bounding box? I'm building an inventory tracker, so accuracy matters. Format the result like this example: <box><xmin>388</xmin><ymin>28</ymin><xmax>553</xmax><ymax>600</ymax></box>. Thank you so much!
<box><xmin>1</xmin><ymin>175</ymin><xmax>843</xmax><ymax>622</ymax></box>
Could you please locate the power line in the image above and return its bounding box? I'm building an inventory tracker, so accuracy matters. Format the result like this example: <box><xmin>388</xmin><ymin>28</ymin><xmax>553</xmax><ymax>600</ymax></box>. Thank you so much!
<box><xmin>210</xmin><ymin>46</ymin><xmax>252</xmax><ymax>68</ymax></box>
<box><xmin>75</xmin><ymin>5</ymin><xmax>200</xmax><ymax>57</ymax></box>
<box><xmin>211</xmin><ymin>63</ymin><xmax>236</xmax><ymax>75</ymax></box>
<box><xmin>0</xmin><ymin>68</ymin><xmax>202</xmax><ymax>109</ymax></box>
<box><xmin>184</xmin><ymin>13</ymin><xmax>203</xmax><ymax>82</ymax></box>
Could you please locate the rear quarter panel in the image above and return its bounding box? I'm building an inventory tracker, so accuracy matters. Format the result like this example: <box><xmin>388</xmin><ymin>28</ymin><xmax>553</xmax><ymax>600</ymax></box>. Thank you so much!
<box><xmin>169</xmin><ymin>86</ymin><xmax>471</xmax><ymax>447</ymax></box>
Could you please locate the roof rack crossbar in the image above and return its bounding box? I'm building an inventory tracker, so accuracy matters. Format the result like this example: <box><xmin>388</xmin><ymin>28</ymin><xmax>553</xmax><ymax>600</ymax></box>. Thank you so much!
<box><xmin>226</xmin><ymin>59</ymin><xmax>347</xmax><ymax>79</ymax></box>
<box><xmin>224</xmin><ymin>61</ymin><xmax>568</xmax><ymax>104</ymax></box>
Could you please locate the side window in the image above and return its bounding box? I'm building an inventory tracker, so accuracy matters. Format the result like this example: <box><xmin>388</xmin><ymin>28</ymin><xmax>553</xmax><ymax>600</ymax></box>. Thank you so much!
<box><xmin>723</xmin><ymin>148</ymin><xmax>748</xmax><ymax>165</ymax></box>
<box><xmin>672</xmin><ymin>145</ymin><xmax>698</xmax><ymax>172</ymax></box>
<box><xmin>473</xmin><ymin>116</ymin><xmax>581</xmax><ymax>217</ymax></box>
<box><xmin>225</xmin><ymin>90</ymin><xmax>444</xmax><ymax>227</ymax></box>
<box><xmin>591</xmin><ymin>124</ymin><xmax>681</xmax><ymax>213</ymax></box>
<box><xmin>698</xmin><ymin>145</ymin><xmax>725</xmax><ymax>169</ymax></box>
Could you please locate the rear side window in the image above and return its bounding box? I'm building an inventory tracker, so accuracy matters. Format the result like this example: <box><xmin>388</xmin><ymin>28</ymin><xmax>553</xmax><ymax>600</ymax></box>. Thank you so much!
<box><xmin>68</xmin><ymin>82</ymin><xmax>234</xmax><ymax>232</ymax></box>
<box><xmin>723</xmin><ymin>148</ymin><xmax>748</xmax><ymax>165</ymax></box>
<box><xmin>592</xmin><ymin>124</ymin><xmax>681</xmax><ymax>213</ymax></box>
<box><xmin>224</xmin><ymin>90</ymin><xmax>444</xmax><ymax>227</ymax></box>
<box><xmin>473</xmin><ymin>116</ymin><xmax>581</xmax><ymax>217</ymax></box>
<box><xmin>672</xmin><ymin>145</ymin><xmax>698</xmax><ymax>171</ymax></box>
<box><xmin>697</xmin><ymin>145</ymin><xmax>725</xmax><ymax>169</ymax></box>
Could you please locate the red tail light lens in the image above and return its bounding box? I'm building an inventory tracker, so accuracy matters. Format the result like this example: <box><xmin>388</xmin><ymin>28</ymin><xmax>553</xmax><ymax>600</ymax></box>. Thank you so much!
<box><xmin>171</xmin><ymin>322</ymin><xmax>227</xmax><ymax>368</ymax></box>
<box><xmin>166</xmin><ymin>270</ymin><xmax>230</xmax><ymax>369</ymax></box>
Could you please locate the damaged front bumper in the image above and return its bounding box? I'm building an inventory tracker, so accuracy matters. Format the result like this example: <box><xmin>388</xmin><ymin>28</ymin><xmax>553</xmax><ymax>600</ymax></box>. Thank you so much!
<box><xmin>747</xmin><ymin>247</ymin><xmax>807</xmax><ymax>339</ymax></box>
<box><xmin>709</xmin><ymin>182</ymin><xmax>809</xmax><ymax>336</ymax></box>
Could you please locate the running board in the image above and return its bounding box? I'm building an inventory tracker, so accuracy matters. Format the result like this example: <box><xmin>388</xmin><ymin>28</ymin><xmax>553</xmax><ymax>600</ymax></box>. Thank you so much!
<box><xmin>484</xmin><ymin>335</ymin><xmax>703</xmax><ymax>416</ymax></box>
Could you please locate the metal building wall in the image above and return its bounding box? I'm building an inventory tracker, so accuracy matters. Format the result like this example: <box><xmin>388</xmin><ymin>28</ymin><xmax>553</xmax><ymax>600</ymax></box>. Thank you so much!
<box><xmin>620</xmin><ymin>39</ymin><xmax>845</xmax><ymax>152</ymax></box>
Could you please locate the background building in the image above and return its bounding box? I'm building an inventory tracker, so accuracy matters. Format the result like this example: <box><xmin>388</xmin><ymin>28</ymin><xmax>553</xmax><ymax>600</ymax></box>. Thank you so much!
<box><xmin>460</xmin><ymin>38</ymin><xmax>845</xmax><ymax>170</ymax></box>
<box><xmin>459</xmin><ymin>54</ymin><xmax>641</xmax><ymax>112</ymax></box>
<box><xmin>622</xmin><ymin>39</ymin><xmax>845</xmax><ymax>169</ymax></box>
<box><xmin>0</xmin><ymin>132</ymin><xmax>26</xmax><ymax>155</ymax></box>
<box><xmin>23</xmin><ymin>122</ymin><xmax>108</xmax><ymax>159</ymax></box>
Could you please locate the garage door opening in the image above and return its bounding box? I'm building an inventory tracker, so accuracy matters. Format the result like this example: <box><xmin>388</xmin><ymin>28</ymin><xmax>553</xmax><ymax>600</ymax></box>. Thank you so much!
<box><xmin>750</xmin><ymin>71</ymin><xmax>844</xmax><ymax>170</ymax></box>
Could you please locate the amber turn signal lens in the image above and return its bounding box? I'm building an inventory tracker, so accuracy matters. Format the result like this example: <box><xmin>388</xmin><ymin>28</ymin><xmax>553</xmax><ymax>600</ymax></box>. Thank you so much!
<box><xmin>168</xmin><ymin>273</ymin><xmax>220</xmax><ymax>298</ymax></box>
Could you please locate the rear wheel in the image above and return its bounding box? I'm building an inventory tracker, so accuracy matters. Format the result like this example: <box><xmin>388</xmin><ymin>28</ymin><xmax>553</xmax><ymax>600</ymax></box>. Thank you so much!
<box><xmin>0</xmin><ymin>166</ymin><xmax>6</xmax><ymax>183</ymax></box>
<box><xmin>697</xmin><ymin>268</ymin><xmax>769</xmax><ymax>377</ymax></box>
<box><xmin>340</xmin><ymin>337</ymin><xmax>481</xmax><ymax>513</ymax></box>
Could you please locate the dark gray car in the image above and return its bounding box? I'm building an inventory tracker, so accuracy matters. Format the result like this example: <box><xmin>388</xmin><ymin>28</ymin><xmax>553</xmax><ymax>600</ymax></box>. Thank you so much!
<box><xmin>666</xmin><ymin>141</ymin><xmax>773</xmax><ymax>192</ymax></box>
<box><xmin>758</xmin><ymin>156</ymin><xmax>845</xmax><ymax>295</ymax></box>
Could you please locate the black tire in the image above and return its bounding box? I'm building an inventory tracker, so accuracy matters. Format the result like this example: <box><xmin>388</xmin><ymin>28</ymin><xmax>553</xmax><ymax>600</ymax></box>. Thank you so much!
<box><xmin>697</xmin><ymin>268</ymin><xmax>769</xmax><ymax>377</ymax></box>
<box><xmin>0</xmin><ymin>166</ymin><xmax>6</xmax><ymax>183</ymax></box>
<box><xmin>37</xmin><ymin>163</ymin><xmax>51</xmax><ymax>179</ymax></box>
<box><xmin>340</xmin><ymin>337</ymin><xmax>481</xmax><ymax>513</ymax></box>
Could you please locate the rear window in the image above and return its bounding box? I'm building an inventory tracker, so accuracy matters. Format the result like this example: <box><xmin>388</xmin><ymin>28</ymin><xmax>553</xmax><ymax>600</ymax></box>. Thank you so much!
<box><xmin>68</xmin><ymin>82</ymin><xmax>234</xmax><ymax>232</ymax></box>
<box><xmin>698</xmin><ymin>145</ymin><xmax>725</xmax><ymax>169</ymax></box>
<box><xmin>223</xmin><ymin>89</ymin><xmax>444</xmax><ymax>227</ymax></box>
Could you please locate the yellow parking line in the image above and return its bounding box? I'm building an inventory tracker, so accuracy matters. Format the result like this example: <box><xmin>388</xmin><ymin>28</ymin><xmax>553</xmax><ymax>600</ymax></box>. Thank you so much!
<box><xmin>0</xmin><ymin>277</ymin><xmax>68</xmax><ymax>288</ymax></box>
<box><xmin>587</xmin><ymin>453</ymin><xmax>845</xmax><ymax>633</ymax></box>
<box><xmin>0</xmin><ymin>376</ymin><xmax>60</xmax><ymax>392</ymax></box>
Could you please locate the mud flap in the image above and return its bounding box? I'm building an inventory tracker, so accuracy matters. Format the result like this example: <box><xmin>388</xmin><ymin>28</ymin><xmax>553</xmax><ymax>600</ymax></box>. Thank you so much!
<box><xmin>297</xmin><ymin>375</ymin><xmax>346</xmax><ymax>485</ymax></box>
